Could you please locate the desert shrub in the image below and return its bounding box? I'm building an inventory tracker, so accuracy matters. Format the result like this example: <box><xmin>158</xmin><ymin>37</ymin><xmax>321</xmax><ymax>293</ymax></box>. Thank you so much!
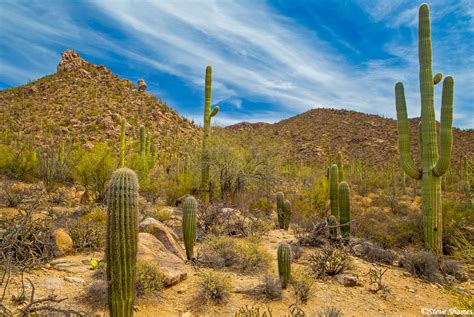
<box><xmin>317</xmin><ymin>307</ymin><xmax>343</xmax><ymax>317</ymax></box>
<box><xmin>135</xmin><ymin>261</ymin><xmax>164</xmax><ymax>297</ymax></box>
<box><xmin>366</xmin><ymin>265</ymin><xmax>390</xmax><ymax>294</ymax></box>
<box><xmin>309</xmin><ymin>245</ymin><xmax>352</xmax><ymax>277</ymax></box>
<box><xmin>72</xmin><ymin>143</ymin><xmax>114</xmax><ymax>203</ymax></box>
<box><xmin>290</xmin><ymin>269</ymin><xmax>315</xmax><ymax>304</ymax></box>
<box><xmin>309</xmin><ymin>175</ymin><xmax>329</xmax><ymax>212</ymax></box>
<box><xmin>290</xmin><ymin>243</ymin><xmax>303</xmax><ymax>261</ymax></box>
<box><xmin>2</xmin><ymin>181</ymin><xmax>31</xmax><ymax>207</ymax></box>
<box><xmin>442</xmin><ymin>259</ymin><xmax>467</xmax><ymax>281</ymax></box>
<box><xmin>354</xmin><ymin>242</ymin><xmax>397</xmax><ymax>264</ymax></box>
<box><xmin>0</xmin><ymin>143</ymin><xmax>38</xmax><ymax>182</ymax></box>
<box><xmin>65</xmin><ymin>215</ymin><xmax>105</xmax><ymax>252</ymax></box>
<box><xmin>354</xmin><ymin>205</ymin><xmax>423</xmax><ymax>249</ymax></box>
<box><xmin>0</xmin><ymin>208</ymin><xmax>54</xmax><ymax>269</ymax></box>
<box><xmin>47</xmin><ymin>186</ymin><xmax>76</xmax><ymax>206</ymax></box>
<box><xmin>400</xmin><ymin>249</ymin><xmax>442</xmax><ymax>283</ymax></box>
<box><xmin>143</xmin><ymin>206</ymin><xmax>173</xmax><ymax>222</ymax></box>
<box><xmin>197</xmin><ymin>235</ymin><xmax>271</xmax><ymax>273</ymax></box>
<box><xmin>235</xmin><ymin>305</ymin><xmax>273</xmax><ymax>317</ymax></box>
<box><xmin>257</xmin><ymin>275</ymin><xmax>282</xmax><ymax>301</ymax></box>
<box><xmin>36</xmin><ymin>144</ymin><xmax>77</xmax><ymax>188</ymax></box>
<box><xmin>250</xmin><ymin>197</ymin><xmax>273</xmax><ymax>216</ymax></box>
<box><xmin>196</xmin><ymin>271</ymin><xmax>232</xmax><ymax>305</ymax></box>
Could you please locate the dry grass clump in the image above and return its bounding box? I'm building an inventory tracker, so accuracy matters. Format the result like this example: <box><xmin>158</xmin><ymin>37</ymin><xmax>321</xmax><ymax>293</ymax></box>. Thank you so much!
<box><xmin>235</xmin><ymin>305</ymin><xmax>273</xmax><ymax>317</ymax></box>
<box><xmin>196</xmin><ymin>270</ymin><xmax>232</xmax><ymax>305</ymax></box>
<box><xmin>197</xmin><ymin>235</ymin><xmax>271</xmax><ymax>273</ymax></box>
<box><xmin>317</xmin><ymin>307</ymin><xmax>343</xmax><ymax>317</ymax></box>
<box><xmin>308</xmin><ymin>245</ymin><xmax>352</xmax><ymax>277</ymax></box>
<box><xmin>135</xmin><ymin>261</ymin><xmax>164</xmax><ymax>297</ymax></box>
<box><xmin>290</xmin><ymin>269</ymin><xmax>316</xmax><ymax>304</ymax></box>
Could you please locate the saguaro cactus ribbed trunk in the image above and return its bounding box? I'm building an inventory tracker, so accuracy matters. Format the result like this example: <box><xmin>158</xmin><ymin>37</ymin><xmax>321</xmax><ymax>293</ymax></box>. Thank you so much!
<box><xmin>338</xmin><ymin>181</ymin><xmax>350</xmax><ymax>238</ymax></box>
<box><xmin>276</xmin><ymin>192</ymin><xmax>285</xmax><ymax>229</ymax></box>
<box><xmin>394</xmin><ymin>4</ymin><xmax>454</xmax><ymax>255</ymax></box>
<box><xmin>277</xmin><ymin>243</ymin><xmax>291</xmax><ymax>289</ymax></box>
<box><xmin>329</xmin><ymin>164</ymin><xmax>339</xmax><ymax>220</ymax></box>
<box><xmin>139</xmin><ymin>126</ymin><xmax>146</xmax><ymax>157</ymax></box>
<box><xmin>106</xmin><ymin>168</ymin><xmax>139</xmax><ymax>317</ymax></box>
<box><xmin>182</xmin><ymin>196</ymin><xmax>197</xmax><ymax>260</ymax></box>
<box><xmin>282</xmin><ymin>200</ymin><xmax>292</xmax><ymax>230</ymax></box>
<box><xmin>200</xmin><ymin>66</ymin><xmax>219</xmax><ymax>203</ymax></box>
<box><xmin>337</xmin><ymin>152</ymin><xmax>344</xmax><ymax>181</ymax></box>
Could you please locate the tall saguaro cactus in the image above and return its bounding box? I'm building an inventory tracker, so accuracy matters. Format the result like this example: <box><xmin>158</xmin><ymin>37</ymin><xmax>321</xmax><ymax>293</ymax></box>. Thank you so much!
<box><xmin>394</xmin><ymin>4</ymin><xmax>454</xmax><ymax>254</ymax></box>
<box><xmin>464</xmin><ymin>157</ymin><xmax>472</xmax><ymax>207</ymax></box>
<box><xmin>182</xmin><ymin>196</ymin><xmax>197</xmax><ymax>260</ymax></box>
<box><xmin>338</xmin><ymin>181</ymin><xmax>351</xmax><ymax>238</ymax></box>
<box><xmin>329</xmin><ymin>164</ymin><xmax>339</xmax><ymax>220</ymax></box>
<box><xmin>277</xmin><ymin>243</ymin><xmax>291</xmax><ymax>289</ymax></box>
<box><xmin>106</xmin><ymin>168</ymin><xmax>139</xmax><ymax>317</ymax></box>
<box><xmin>200</xmin><ymin>66</ymin><xmax>219</xmax><ymax>203</ymax></box>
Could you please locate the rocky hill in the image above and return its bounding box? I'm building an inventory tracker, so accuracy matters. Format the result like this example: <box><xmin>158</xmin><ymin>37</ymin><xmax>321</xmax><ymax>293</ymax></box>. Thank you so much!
<box><xmin>225</xmin><ymin>108</ymin><xmax>473</xmax><ymax>168</ymax></box>
<box><xmin>0</xmin><ymin>50</ymin><xmax>198</xmax><ymax>149</ymax></box>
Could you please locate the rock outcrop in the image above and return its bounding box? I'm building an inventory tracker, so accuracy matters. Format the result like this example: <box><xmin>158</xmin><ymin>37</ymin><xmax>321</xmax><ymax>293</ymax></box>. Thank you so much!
<box><xmin>137</xmin><ymin>233</ymin><xmax>188</xmax><ymax>287</ymax></box>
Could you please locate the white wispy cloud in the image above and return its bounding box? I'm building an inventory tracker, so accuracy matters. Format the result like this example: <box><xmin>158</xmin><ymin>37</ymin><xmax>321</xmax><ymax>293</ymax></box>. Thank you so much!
<box><xmin>0</xmin><ymin>0</ymin><xmax>472</xmax><ymax>128</ymax></box>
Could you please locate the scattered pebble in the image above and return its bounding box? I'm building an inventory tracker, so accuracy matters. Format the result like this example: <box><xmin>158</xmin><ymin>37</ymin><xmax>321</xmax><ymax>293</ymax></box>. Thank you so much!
<box><xmin>64</xmin><ymin>276</ymin><xmax>87</xmax><ymax>285</ymax></box>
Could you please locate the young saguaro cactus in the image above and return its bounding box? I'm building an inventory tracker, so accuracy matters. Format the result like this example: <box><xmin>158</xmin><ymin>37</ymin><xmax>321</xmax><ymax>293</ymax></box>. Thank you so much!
<box><xmin>464</xmin><ymin>157</ymin><xmax>472</xmax><ymax>206</ymax></box>
<box><xmin>182</xmin><ymin>196</ymin><xmax>197</xmax><ymax>260</ymax></box>
<box><xmin>106</xmin><ymin>168</ymin><xmax>139</xmax><ymax>317</ymax></box>
<box><xmin>200</xmin><ymin>66</ymin><xmax>220</xmax><ymax>203</ymax></box>
<box><xmin>277</xmin><ymin>243</ymin><xmax>292</xmax><ymax>289</ymax></box>
<box><xmin>394</xmin><ymin>4</ymin><xmax>454</xmax><ymax>254</ymax></box>
<box><xmin>337</xmin><ymin>152</ymin><xmax>344</xmax><ymax>181</ymax></box>
<box><xmin>276</xmin><ymin>192</ymin><xmax>285</xmax><ymax>229</ymax></box>
<box><xmin>338</xmin><ymin>181</ymin><xmax>351</xmax><ymax>238</ymax></box>
<box><xmin>329</xmin><ymin>164</ymin><xmax>339</xmax><ymax>220</ymax></box>
<box><xmin>120</xmin><ymin>119</ymin><xmax>126</xmax><ymax>168</ymax></box>
<box><xmin>139</xmin><ymin>126</ymin><xmax>146</xmax><ymax>157</ymax></box>
<box><xmin>283</xmin><ymin>200</ymin><xmax>292</xmax><ymax>230</ymax></box>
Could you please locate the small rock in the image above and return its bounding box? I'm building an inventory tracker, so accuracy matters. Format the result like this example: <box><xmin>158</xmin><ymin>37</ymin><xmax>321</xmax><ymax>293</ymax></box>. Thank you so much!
<box><xmin>336</xmin><ymin>274</ymin><xmax>359</xmax><ymax>287</ymax></box>
<box><xmin>64</xmin><ymin>276</ymin><xmax>87</xmax><ymax>285</ymax></box>
<box><xmin>42</xmin><ymin>278</ymin><xmax>64</xmax><ymax>290</ymax></box>
<box><xmin>405</xmin><ymin>286</ymin><xmax>416</xmax><ymax>293</ymax></box>
<box><xmin>402</xmin><ymin>272</ymin><xmax>411</xmax><ymax>277</ymax></box>
<box><xmin>182</xmin><ymin>312</ymin><xmax>192</xmax><ymax>317</ymax></box>
<box><xmin>53</xmin><ymin>229</ymin><xmax>73</xmax><ymax>257</ymax></box>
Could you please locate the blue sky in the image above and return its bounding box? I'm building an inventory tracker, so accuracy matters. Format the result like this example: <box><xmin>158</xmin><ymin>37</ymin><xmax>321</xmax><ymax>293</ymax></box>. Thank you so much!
<box><xmin>0</xmin><ymin>0</ymin><xmax>472</xmax><ymax>128</ymax></box>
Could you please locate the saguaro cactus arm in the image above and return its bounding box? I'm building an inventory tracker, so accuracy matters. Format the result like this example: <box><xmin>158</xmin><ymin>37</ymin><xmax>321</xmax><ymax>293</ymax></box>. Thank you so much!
<box><xmin>395</xmin><ymin>82</ymin><xmax>422</xmax><ymax>180</ymax></box>
<box><xmin>433</xmin><ymin>76</ymin><xmax>454</xmax><ymax>176</ymax></box>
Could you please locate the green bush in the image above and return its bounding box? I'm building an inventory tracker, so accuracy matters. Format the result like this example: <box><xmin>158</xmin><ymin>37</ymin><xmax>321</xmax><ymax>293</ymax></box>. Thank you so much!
<box><xmin>72</xmin><ymin>143</ymin><xmax>114</xmax><ymax>202</ymax></box>
<box><xmin>0</xmin><ymin>143</ymin><xmax>37</xmax><ymax>181</ymax></box>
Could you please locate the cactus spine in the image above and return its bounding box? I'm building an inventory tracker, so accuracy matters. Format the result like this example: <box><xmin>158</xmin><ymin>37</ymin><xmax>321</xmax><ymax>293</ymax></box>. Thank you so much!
<box><xmin>182</xmin><ymin>196</ymin><xmax>197</xmax><ymax>260</ymax></box>
<box><xmin>282</xmin><ymin>200</ymin><xmax>292</xmax><ymax>230</ymax></box>
<box><xmin>120</xmin><ymin>119</ymin><xmax>126</xmax><ymax>168</ymax></box>
<box><xmin>338</xmin><ymin>181</ymin><xmax>351</xmax><ymax>238</ymax></box>
<box><xmin>337</xmin><ymin>152</ymin><xmax>344</xmax><ymax>181</ymax></box>
<box><xmin>394</xmin><ymin>4</ymin><xmax>454</xmax><ymax>254</ymax></box>
<box><xmin>276</xmin><ymin>192</ymin><xmax>285</xmax><ymax>229</ymax></box>
<box><xmin>277</xmin><ymin>243</ymin><xmax>291</xmax><ymax>289</ymax></box>
<box><xmin>106</xmin><ymin>168</ymin><xmax>139</xmax><ymax>317</ymax></box>
<box><xmin>200</xmin><ymin>66</ymin><xmax>219</xmax><ymax>203</ymax></box>
<box><xmin>329</xmin><ymin>164</ymin><xmax>339</xmax><ymax>220</ymax></box>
